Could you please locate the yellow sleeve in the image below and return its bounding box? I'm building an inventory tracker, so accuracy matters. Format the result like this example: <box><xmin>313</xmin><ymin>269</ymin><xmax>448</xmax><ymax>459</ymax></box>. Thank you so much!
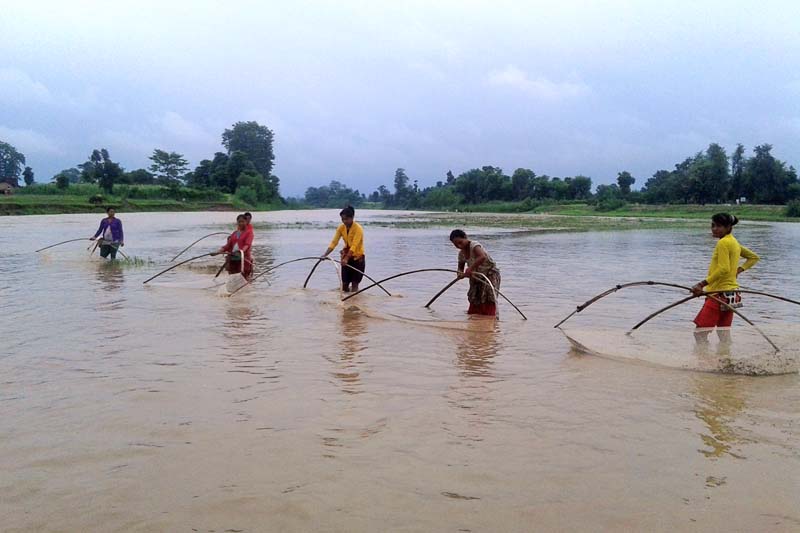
<box><xmin>329</xmin><ymin>225</ymin><xmax>343</xmax><ymax>250</ymax></box>
<box><xmin>706</xmin><ymin>240</ymin><xmax>731</xmax><ymax>287</ymax></box>
<box><xmin>739</xmin><ymin>245</ymin><xmax>760</xmax><ymax>271</ymax></box>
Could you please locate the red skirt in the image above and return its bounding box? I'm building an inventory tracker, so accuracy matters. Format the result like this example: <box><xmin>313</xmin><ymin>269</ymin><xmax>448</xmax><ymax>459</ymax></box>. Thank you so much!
<box><xmin>468</xmin><ymin>303</ymin><xmax>497</xmax><ymax>316</ymax></box>
<box><xmin>226</xmin><ymin>256</ymin><xmax>253</xmax><ymax>280</ymax></box>
<box><xmin>693</xmin><ymin>294</ymin><xmax>740</xmax><ymax>328</ymax></box>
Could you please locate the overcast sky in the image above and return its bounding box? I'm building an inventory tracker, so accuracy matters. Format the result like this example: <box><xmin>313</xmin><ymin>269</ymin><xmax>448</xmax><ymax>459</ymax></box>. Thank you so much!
<box><xmin>1</xmin><ymin>0</ymin><xmax>799</xmax><ymax>195</ymax></box>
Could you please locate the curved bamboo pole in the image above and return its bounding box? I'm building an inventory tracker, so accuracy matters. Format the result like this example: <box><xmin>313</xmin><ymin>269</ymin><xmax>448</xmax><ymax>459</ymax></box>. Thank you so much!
<box><xmin>630</xmin><ymin>292</ymin><xmax>781</xmax><ymax>353</ymax></box>
<box><xmin>228</xmin><ymin>256</ymin><xmax>336</xmax><ymax>296</ymax></box>
<box><xmin>341</xmin><ymin>268</ymin><xmax>528</xmax><ymax>320</ymax></box>
<box><xmin>142</xmin><ymin>253</ymin><xmax>215</xmax><ymax>284</ymax></box>
<box><xmin>304</xmin><ymin>258</ymin><xmax>392</xmax><ymax>296</ymax></box>
<box><xmin>554</xmin><ymin>281</ymin><xmax>698</xmax><ymax>328</ymax></box>
<box><xmin>170</xmin><ymin>232</ymin><xmax>229</xmax><ymax>262</ymax></box>
<box><xmin>424</xmin><ymin>278</ymin><xmax>461</xmax><ymax>308</ymax></box>
<box><xmin>302</xmin><ymin>259</ymin><xmax>324</xmax><ymax>288</ymax></box>
<box><xmin>35</xmin><ymin>238</ymin><xmax>90</xmax><ymax>253</ymax></box>
<box><xmin>630</xmin><ymin>289</ymin><xmax>800</xmax><ymax>331</ymax></box>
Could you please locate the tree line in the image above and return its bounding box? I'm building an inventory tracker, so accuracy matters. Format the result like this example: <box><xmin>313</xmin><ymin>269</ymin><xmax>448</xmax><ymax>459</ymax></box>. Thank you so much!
<box><xmin>303</xmin><ymin>142</ymin><xmax>798</xmax><ymax>209</ymax></box>
<box><xmin>1</xmin><ymin>121</ymin><xmax>281</xmax><ymax>206</ymax></box>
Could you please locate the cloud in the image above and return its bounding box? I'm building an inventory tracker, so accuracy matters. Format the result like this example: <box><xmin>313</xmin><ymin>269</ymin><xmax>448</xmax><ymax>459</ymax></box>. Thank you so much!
<box><xmin>0</xmin><ymin>125</ymin><xmax>64</xmax><ymax>156</ymax></box>
<box><xmin>0</xmin><ymin>68</ymin><xmax>53</xmax><ymax>105</ymax></box>
<box><xmin>487</xmin><ymin>65</ymin><xmax>589</xmax><ymax>100</ymax></box>
<box><xmin>158</xmin><ymin>111</ymin><xmax>214</xmax><ymax>145</ymax></box>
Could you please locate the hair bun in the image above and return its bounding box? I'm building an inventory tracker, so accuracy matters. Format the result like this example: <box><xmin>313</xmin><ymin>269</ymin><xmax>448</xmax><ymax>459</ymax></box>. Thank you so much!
<box><xmin>731</xmin><ymin>215</ymin><xmax>739</xmax><ymax>226</ymax></box>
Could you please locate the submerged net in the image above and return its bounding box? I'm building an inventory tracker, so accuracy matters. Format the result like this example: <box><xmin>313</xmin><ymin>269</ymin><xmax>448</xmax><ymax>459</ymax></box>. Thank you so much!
<box><xmin>561</xmin><ymin>326</ymin><xmax>799</xmax><ymax>375</ymax></box>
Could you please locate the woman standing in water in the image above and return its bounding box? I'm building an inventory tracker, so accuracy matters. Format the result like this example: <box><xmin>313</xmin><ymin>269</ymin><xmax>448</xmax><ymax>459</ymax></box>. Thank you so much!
<box><xmin>90</xmin><ymin>207</ymin><xmax>124</xmax><ymax>259</ymax></box>
<box><xmin>450</xmin><ymin>229</ymin><xmax>501</xmax><ymax>316</ymax></box>
<box><xmin>691</xmin><ymin>213</ymin><xmax>759</xmax><ymax>338</ymax></box>
<box><xmin>322</xmin><ymin>206</ymin><xmax>365</xmax><ymax>292</ymax></box>
<box><xmin>213</xmin><ymin>214</ymin><xmax>254</xmax><ymax>280</ymax></box>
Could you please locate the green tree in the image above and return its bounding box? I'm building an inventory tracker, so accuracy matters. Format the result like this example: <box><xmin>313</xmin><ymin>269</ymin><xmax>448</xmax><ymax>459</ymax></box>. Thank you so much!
<box><xmin>125</xmin><ymin>168</ymin><xmax>155</xmax><ymax>185</ymax></box>
<box><xmin>616</xmin><ymin>171</ymin><xmax>636</xmax><ymax>197</ymax></box>
<box><xmin>222</xmin><ymin>121</ymin><xmax>275</xmax><ymax>178</ymax></box>
<box><xmin>393</xmin><ymin>168</ymin><xmax>412</xmax><ymax>205</ymax></box>
<box><xmin>743</xmin><ymin>144</ymin><xmax>794</xmax><ymax>204</ymax></box>
<box><xmin>53</xmin><ymin>168</ymin><xmax>80</xmax><ymax>184</ymax></box>
<box><xmin>569</xmin><ymin>175</ymin><xmax>593</xmax><ymax>200</ymax></box>
<box><xmin>79</xmin><ymin>149</ymin><xmax>122</xmax><ymax>194</ymax></box>
<box><xmin>0</xmin><ymin>141</ymin><xmax>26</xmax><ymax>185</ymax></box>
<box><xmin>730</xmin><ymin>143</ymin><xmax>745</xmax><ymax>201</ymax></box>
<box><xmin>209</xmin><ymin>152</ymin><xmax>232</xmax><ymax>192</ymax></box>
<box><xmin>22</xmin><ymin>166</ymin><xmax>34</xmax><ymax>186</ymax></box>
<box><xmin>148</xmin><ymin>149</ymin><xmax>189</xmax><ymax>186</ymax></box>
<box><xmin>55</xmin><ymin>173</ymin><xmax>70</xmax><ymax>190</ymax></box>
<box><xmin>703</xmin><ymin>143</ymin><xmax>730</xmax><ymax>202</ymax></box>
<box><xmin>511</xmin><ymin>168</ymin><xmax>535</xmax><ymax>200</ymax></box>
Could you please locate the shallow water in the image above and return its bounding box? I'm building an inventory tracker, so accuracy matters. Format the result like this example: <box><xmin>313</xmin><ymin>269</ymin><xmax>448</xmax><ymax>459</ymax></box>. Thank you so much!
<box><xmin>1</xmin><ymin>210</ymin><xmax>799</xmax><ymax>532</ymax></box>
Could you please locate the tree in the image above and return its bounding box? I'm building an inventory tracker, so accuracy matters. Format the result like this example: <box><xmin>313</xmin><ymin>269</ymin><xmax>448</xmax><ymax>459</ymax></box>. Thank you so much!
<box><xmin>453</xmin><ymin>166</ymin><xmax>510</xmax><ymax>203</ymax></box>
<box><xmin>55</xmin><ymin>173</ymin><xmax>70</xmax><ymax>190</ymax></box>
<box><xmin>616</xmin><ymin>171</ymin><xmax>636</xmax><ymax>197</ymax></box>
<box><xmin>125</xmin><ymin>168</ymin><xmax>156</xmax><ymax>185</ymax></box>
<box><xmin>22</xmin><ymin>166</ymin><xmax>34</xmax><ymax>186</ymax></box>
<box><xmin>0</xmin><ymin>141</ymin><xmax>26</xmax><ymax>185</ymax></box>
<box><xmin>79</xmin><ymin>149</ymin><xmax>123</xmax><ymax>194</ymax></box>
<box><xmin>569</xmin><ymin>175</ymin><xmax>593</xmax><ymax>200</ymax></box>
<box><xmin>53</xmin><ymin>168</ymin><xmax>80</xmax><ymax>184</ymax></box>
<box><xmin>393</xmin><ymin>168</ymin><xmax>412</xmax><ymax>205</ymax></box>
<box><xmin>743</xmin><ymin>144</ymin><xmax>795</xmax><ymax>204</ymax></box>
<box><xmin>305</xmin><ymin>180</ymin><xmax>363</xmax><ymax>207</ymax></box>
<box><xmin>511</xmin><ymin>168</ymin><xmax>535</xmax><ymax>200</ymax></box>
<box><xmin>703</xmin><ymin>143</ymin><xmax>730</xmax><ymax>202</ymax></box>
<box><xmin>209</xmin><ymin>152</ymin><xmax>232</xmax><ymax>192</ymax></box>
<box><xmin>446</xmin><ymin>170</ymin><xmax>456</xmax><ymax>185</ymax></box>
<box><xmin>730</xmin><ymin>143</ymin><xmax>745</xmax><ymax>201</ymax></box>
<box><xmin>149</xmin><ymin>149</ymin><xmax>189</xmax><ymax>186</ymax></box>
<box><xmin>222</xmin><ymin>121</ymin><xmax>275</xmax><ymax>178</ymax></box>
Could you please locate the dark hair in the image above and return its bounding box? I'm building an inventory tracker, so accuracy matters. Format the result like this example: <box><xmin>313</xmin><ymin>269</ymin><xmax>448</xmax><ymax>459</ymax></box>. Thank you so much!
<box><xmin>236</xmin><ymin>214</ymin><xmax>246</xmax><ymax>222</ymax></box>
<box><xmin>449</xmin><ymin>229</ymin><xmax>467</xmax><ymax>241</ymax></box>
<box><xmin>106</xmin><ymin>206</ymin><xmax>114</xmax><ymax>213</ymax></box>
<box><xmin>340</xmin><ymin>205</ymin><xmax>355</xmax><ymax>218</ymax></box>
<box><xmin>244</xmin><ymin>212</ymin><xmax>252</xmax><ymax>219</ymax></box>
<box><xmin>711</xmin><ymin>213</ymin><xmax>739</xmax><ymax>227</ymax></box>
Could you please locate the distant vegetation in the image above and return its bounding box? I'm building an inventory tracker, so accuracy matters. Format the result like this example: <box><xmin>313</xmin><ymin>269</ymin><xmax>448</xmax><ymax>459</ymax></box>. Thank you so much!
<box><xmin>3</xmin><ymin>127</ymin><xmax>799</xmax><ymax>219</ymax></box>
<box><xmin>1</xmin><ymin>120</ymin><xmax>282</xmax><ymax>211</ymax></box>
<box><xmin>301</xmin><ymin>143</ymin><xmax>798</xmax><ymax>213</ymax></box>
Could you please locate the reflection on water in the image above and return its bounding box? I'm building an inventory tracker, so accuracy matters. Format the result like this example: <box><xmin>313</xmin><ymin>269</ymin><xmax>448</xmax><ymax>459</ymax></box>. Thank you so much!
<box><xmin>1</xmin><ymin>211</ymin><xmax>799</xmax><ymax>531</ymax></box>
<box><xmin>455</xmin><ymin>327</ymin><xmax>501</xmax><ymax>378</ymax></box>
<box><xmin>333</xmin><ymin>307</ymin><xmax>368</xmax><ymax>395</ymax></box>
<box><xmin>692</xmin><ymin>375</ymin><xmax>747</xmax><ymax>459</ymax></box>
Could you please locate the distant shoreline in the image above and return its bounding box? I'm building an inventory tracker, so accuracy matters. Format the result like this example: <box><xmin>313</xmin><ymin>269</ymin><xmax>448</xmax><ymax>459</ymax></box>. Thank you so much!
<box><xmin>1</xmin><ymin>195</ymin><xmax>796</xmax><ymax>223</ymax></box>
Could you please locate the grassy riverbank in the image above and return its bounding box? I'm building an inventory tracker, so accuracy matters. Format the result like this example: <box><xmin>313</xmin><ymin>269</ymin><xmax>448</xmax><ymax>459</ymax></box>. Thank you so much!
<box><xmin>454</xmin><ymin>201</ymin><xmax>794</xmax><ymax>222</ymax></box>
<box><xmin>2</xmin><ymin>189</ymin><xmax>797</xmax><ymax>222</ymax></box>
<box><xmin>0</xmin><ymin>185</ymin><xmax>283</xmax><ymax>215</ymax></box>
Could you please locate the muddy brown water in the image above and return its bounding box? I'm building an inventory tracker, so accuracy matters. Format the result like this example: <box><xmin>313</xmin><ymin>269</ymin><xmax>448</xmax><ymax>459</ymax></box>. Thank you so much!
<box><xmin>1</xmin><ymin>210</ymin><xmax>798</xmax><ymax>532</ymax></box>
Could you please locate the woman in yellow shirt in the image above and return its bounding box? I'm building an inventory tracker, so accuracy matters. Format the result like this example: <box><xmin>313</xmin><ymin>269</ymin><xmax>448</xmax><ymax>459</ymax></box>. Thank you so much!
<box><xmin>691</xmin><ymin>213</ymin><xmax>759</xmax><ymax>329</ymax></box>
<box><xmin>323</xmin><ymin>205</ymin><xmax>365</xmax><ymax>292</ymax></box>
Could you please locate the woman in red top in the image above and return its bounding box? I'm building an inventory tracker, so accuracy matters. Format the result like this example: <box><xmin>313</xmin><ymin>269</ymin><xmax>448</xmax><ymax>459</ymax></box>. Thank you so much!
<box><xmin>212</xmin><ymin>214</ymin><xmax>254</xmax><ymax>280</ymax></box>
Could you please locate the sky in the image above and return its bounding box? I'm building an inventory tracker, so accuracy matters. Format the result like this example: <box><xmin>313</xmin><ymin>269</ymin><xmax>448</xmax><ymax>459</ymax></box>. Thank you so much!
<box><xmin>1</xmin><ymin>0</ymin><xmax>799</xmax><ymax>195</ymax></box>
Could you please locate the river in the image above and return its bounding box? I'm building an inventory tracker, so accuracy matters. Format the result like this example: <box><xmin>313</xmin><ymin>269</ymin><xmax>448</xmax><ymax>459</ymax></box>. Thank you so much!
<box><xmin>1</xmin><ymin>210</ymin><xmax>798</xmax><ymax>532</ymax></box>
